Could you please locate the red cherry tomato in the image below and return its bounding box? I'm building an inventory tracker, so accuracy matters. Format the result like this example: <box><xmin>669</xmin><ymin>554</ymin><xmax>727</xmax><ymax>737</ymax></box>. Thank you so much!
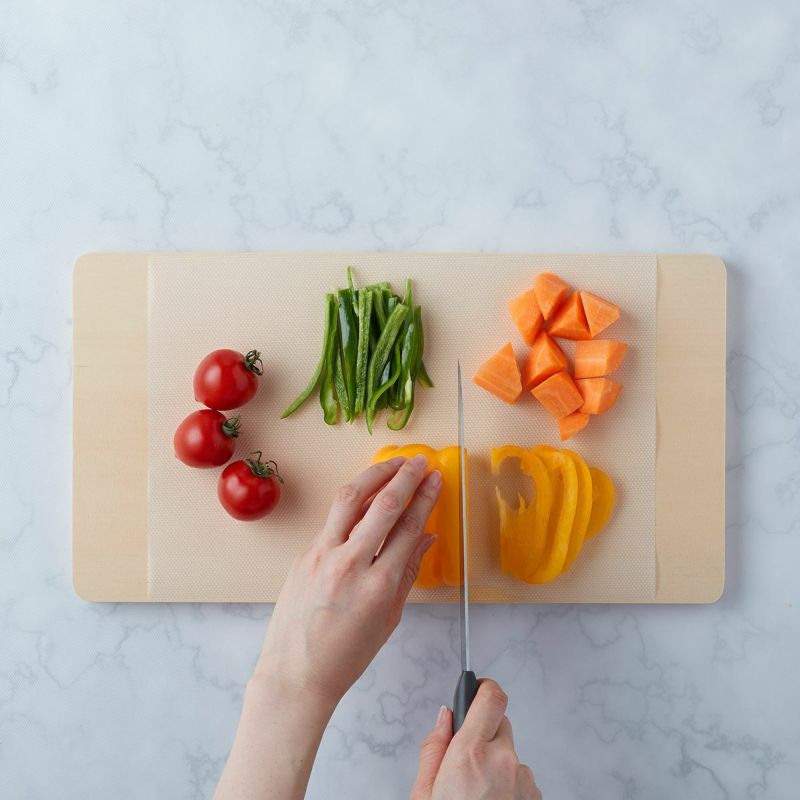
<box><xmin>218</xmin><ymin>453</ymin><xmax>283</xmax><ymax>521</ymax></box>
<box><xmin>193</xmin><ymin>349</ymin><xmax>263</xmax><ymax>410</ymax></box>
<box><xmin>174</xmin><ymin>409</ymin><xmax>240</xmax><ymax>468</ymax></box>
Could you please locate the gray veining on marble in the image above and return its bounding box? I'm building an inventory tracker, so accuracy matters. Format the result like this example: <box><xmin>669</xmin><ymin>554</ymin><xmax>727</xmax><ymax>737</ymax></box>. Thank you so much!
<box><xmin>1</xmin><ymin>1</ymin><xmax>799</xmax><ymax>797</ymax></box>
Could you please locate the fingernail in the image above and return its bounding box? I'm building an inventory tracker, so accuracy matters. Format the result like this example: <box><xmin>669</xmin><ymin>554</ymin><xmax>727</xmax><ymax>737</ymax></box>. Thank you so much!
<box><xmin>436</xmin><ymin>705</ymin><xmax>449</xmax><ymax>726</ymax></box>
<box><xmin>411</xmin><ymin>454</ymin><xmax>428</xmax><ymax>470</ymax></box>
<box><xmin>427</xmin><ymin>469</ymin><xmax>442</xmax><ymax>487</ymax></box>
<box><xmin>386</xmin><ymin>456</ymin><xmax>406</xmax><ymax>466</ymax></box>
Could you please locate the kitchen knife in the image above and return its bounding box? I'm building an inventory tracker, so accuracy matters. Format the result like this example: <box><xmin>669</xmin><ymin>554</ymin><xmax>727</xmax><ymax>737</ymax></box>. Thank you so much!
<box><xmin>452</xmin><ymin>362</ymin><xmax>479</xmax><ymax>734</ymax></box>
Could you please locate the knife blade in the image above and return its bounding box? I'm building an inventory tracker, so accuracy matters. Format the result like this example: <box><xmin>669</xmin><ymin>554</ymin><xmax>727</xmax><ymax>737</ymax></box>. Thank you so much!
<box><xmin>452</xmin><ymin>362</ymin><xmax>478</xmax><ymax>733</ymax></box>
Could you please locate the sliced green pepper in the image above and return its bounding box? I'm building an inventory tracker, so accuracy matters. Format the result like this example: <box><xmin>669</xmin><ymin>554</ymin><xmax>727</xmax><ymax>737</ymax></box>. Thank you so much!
<box><xmin>353</xmin><ymin>288</ymin><xmax>373</xmax><ymax>415</ymax></box>
<box><xmin>365</xmin><ymin>302</ymin><xmax>409</xmax><ymax>433</ymax></box>
<box><xmin>319</xmin><ymin>294</ymin><xmax>339</xmax><ymax>425</ymax></box>
<box><xmin>387</xmin><ymin>305</ymin><xmax>423</xmax><ymax>431</ymax></box>
<box><xmin>333</xmin><ymin>345</ymin><xmax>352</xmax><ymax>422</ymax></box>
<box><xmin>281</xmin><ymin>294</ymin><xmax>335</xmax><ymax>418</ymax></box>
<box><xmin>337</xmin><ymin>289</ymin><xmax>357</xmax><ymax>418</ymax></box>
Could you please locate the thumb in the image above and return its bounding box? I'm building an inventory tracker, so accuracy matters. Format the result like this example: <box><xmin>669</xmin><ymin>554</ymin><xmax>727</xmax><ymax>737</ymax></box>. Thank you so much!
<box><xmin>411</xmin><ymin>705</ymin><xmax>453</xmax><ymax>799</ymax></box>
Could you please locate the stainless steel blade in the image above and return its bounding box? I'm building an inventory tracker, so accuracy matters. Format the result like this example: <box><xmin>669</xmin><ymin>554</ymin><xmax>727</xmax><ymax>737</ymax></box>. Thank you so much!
<box><xmin>457</xmin><ymin>362</ymin><xmax>470</xmax><ymax>672</ymax></box>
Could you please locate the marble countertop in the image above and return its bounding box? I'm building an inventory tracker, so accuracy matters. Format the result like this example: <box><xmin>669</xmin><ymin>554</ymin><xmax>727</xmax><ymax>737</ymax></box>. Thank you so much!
<box><xmin>2</xmin><ymin>1</ymin><xmax>798</xmax><ymax>797</ymax></box>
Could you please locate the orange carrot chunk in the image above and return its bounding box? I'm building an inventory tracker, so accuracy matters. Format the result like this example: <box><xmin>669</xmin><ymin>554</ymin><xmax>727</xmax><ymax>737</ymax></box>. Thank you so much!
<box><xmin>580</xmin><ymin>291</ymin><xmax>620</xmax><ymax>338</ymax></box>
<box><xmin>508</xmin><ymin>288</ymin><xmax>544</xmax><ymax>346</ymax></box>
<box><xmin>576</xmin><ymin>377</ymin><xmax>622</xmax><ymax>414</ymax></box>
<box><xmin>559</xmin><ymin>411</ymin><xmax>590</xmax><ymax>441</ymax></box>
<box><xmin>474</xmin><ymin>343</ymin><xmax>523</xmax><ymax>404</ymax></box>
<box><xmin>574</xmin><ymin>340</ymin><xmax>628</xmax><ymax>379</ymax></box>
<box><xmin>532</xmin><ymin>272</ymin><xmax>570</xmax><ymax>320</ymax></box>
<box><xmin>531</xmin><ymin>371</ymin><xmax>584</xmax><ymax>419</ymax></box>
<box><xmin>521</xmin><ymin>332</ymin><xmax>568</xmax><ymax>389</ymax></box>
<box><xmin>548</xmin><ymin>292</ymin><xmax>591</xmax><ymax>340</ymax></box>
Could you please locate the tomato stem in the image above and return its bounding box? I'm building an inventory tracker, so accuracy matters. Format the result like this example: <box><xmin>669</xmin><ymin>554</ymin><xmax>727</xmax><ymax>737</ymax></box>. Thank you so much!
<box><xmin>244</xmin><ymin>451</ymin><xmax>284</xmax><ymax>483</ymax></box>
<box><xmin>222</xmin><ymin>415</ymin><xmax>241</xmax><ymax>438</ymax></box>
<box><xmin>244</xmin><ymin>350</ymin><xmax>264</xmax><ymax>376</ymax></box>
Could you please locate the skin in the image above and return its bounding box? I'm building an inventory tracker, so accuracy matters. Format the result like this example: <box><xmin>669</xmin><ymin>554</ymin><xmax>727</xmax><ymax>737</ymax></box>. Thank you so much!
<box><xmin>214</xmin><ymin>455</ymin><xmax>541</xmax><ymax>800</ymax></box>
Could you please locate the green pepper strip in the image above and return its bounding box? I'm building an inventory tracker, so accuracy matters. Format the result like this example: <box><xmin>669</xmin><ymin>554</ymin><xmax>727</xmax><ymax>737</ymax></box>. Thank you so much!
<box><xmin>353</xmin><ymin>288</ymin><xmax>373</xmax><ymax>415</ymax></box>
<box><xmin>337</xmin><ymin>289</ymin><xmax>357</xmax><ymax>418</ymax></box>
<box><xmin>319</xmin><ymin>294</ymin><xmax>340</xmax><ymax>425</ymax></box>
<box><xmin>281</xmin><ymin>294</ymin><xmax>335</xmax><ymax>418</ymax></box>
<box><xmin>418</xmin><ymin>360</ymin><xmax>433</xmax><ymax>388</ymax></box>
<box><xmin>387</xmin><ymin>305</ymin><xmax>423</xmax><ymax>431</ymax></box>
<box><xmin>333</xmin><ymin>346</ymin><xmax>351</xmax><ymax>422</ymax></box>
<box><xmin>365</xmin><ymin>303</ymin><xmax>409</xmax><ymax>433</ymax></box>
<box><xmin>416</xmin><ymin>309</ymin><xmax>433</xmax><ymax>388</ymax></box>
<box><xmin>389</xmin><ymin>281</ymin><xmax>413</xmax><ymax>410</ymax></box>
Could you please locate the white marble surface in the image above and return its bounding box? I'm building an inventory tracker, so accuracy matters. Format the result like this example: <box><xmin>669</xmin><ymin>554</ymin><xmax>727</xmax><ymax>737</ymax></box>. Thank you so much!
<box><xmin>1</xmin><ymin>1</ymin><xmax>798</xmax><ymax>797</ymax></box>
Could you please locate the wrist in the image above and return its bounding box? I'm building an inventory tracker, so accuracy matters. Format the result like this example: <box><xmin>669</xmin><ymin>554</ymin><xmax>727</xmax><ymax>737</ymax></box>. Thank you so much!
<box><xmin>247</xmin><ymin>663</ymin><xmax>340</xmax><ymax>721</ymax></box>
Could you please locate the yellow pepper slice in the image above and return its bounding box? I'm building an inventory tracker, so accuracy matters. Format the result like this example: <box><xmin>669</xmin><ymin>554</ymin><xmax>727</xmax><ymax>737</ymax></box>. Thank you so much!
<box><xmin>586</xmin><ymin>467</ymin><xmax>615</xmax><ymax>539</ymax></box>
<box><xmin>493</xmin><ymin>446</ymin><xmax>616</xmax><ymax>584</ymax></box>
<box><xmin>491</xmin><ymin>446</ymin><xmax>552</xmax><ymax>582</ymax></box>
<box><xmin>372</xmin><ymin>444</ymin><xmax>462</xmax><ymax>588</ymax></box>
<box><xmin>560</xmin><ymin>450</ymin><xmax>593</xmax><ymax>574</ymax></box>
<box><xmin>528</xmin><ymin>446</ymin><xmax>577</xmax><ymax>582</ymax></box>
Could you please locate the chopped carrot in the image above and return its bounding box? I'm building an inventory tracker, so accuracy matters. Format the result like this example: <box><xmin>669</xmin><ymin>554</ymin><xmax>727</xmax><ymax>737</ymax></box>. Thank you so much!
<box><xmin>580</xmin><ymin>291</ymin><xmax>620</xmax><ymax>337</ymax></box>
<box><xmin>576</xmin><ymin>377</ymin><xmax>622</xmax><ymax>414</ymax></box>
<box><xmin>531</xmin><ymin>371</ymin><xmax>583</xmax><ymax>419</ymax></box>
<box><xmin>559</xmin><ymin>411</ymin><xmax>590</xmax><ymax>440</ymax></box>
<box><xmin>521</xmin><ymin>332</ymin><xmax>568</xmax><ymax>389</ymax></box>
<box><xmin>548</xmin><ymin>292</ymin><xmax>591</xmax><ymax>340</ymax></box>
<box><xmin>533</xmin><ymin>273</ymin><xmax>570</xmax><ymax>320</ymax></box>
<box><xmin>508</xmin><ymin>288</ymin><xmax>544</xmax><ymax>346</ymax></box>
<box><xmin>574</xmin><ymin>340</ymin><xmax>628</xmax><ymax>379</ymax></box>
<box><xmin>474</xmin><ymin>343</ymin><xmax>523</xmax><ymax>404</ymax></box>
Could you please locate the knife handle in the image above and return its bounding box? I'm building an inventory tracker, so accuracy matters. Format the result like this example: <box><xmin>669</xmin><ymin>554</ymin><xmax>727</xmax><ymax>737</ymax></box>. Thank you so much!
<box><xmin>452</xmin><ymin>670</ymin><xmax>479</xmax><ymax>734</ymax></box>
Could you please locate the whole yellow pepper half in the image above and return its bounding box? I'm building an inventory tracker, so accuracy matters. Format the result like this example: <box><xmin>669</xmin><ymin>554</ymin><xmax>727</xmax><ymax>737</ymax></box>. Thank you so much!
<box><xmin>492</xmin><ymin>445</ymin><xmax>615</xmax><ymax>584</ymax></box>
<box><xmin>373</xmin><ymin>444</ymin><xmax>464</xmax><ymax>588</ymax></box>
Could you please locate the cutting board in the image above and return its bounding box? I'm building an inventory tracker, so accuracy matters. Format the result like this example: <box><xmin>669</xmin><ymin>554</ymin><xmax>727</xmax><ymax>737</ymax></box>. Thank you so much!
<box><xmin>73</xmin><ymin>253</ymin><xmax>726</xmax><ymax>603</ymax></box>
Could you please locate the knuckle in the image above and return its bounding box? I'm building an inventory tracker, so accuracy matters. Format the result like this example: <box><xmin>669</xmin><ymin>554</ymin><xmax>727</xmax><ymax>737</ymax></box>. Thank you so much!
<box><xmin>517</xmin><ymin>764</ymin><xmax>535</xmax><ymax>786</ymax></box>
<box><xmin>397</xmin><ymin>511</ymin><xmax>424</xmax><ymax>538</ymax></box>
<box><xmin>375</xmin><ymin>490</ymin><xmax>403</xmax><ymax>515</ymax></box>
<box><xmin>369</xmin><ymin>569</ymin><xmax>394</xmax><ymax>593</ymax></box>
<box><xmin>480</xmin><ymin>681</ymin><xmax>508</xmax><ymax>709</ymax></box>
<box><xmin>323</xmin><ymin>552</ymin><xmax>357</xmax><ymax>585</ymax></box>
<box><xmin>335</xmin><ymin>483</ymin><xmax>361</xmax><ymax>506</ymax></box>
<box><xmin>417</xmin><ymin>479</ymin><xmax>440</xmax><ymax>502</ymax></box>
<box><xmin>499</xmin><ymin>749</ymin><xmax>519</xmax><ymax>770</ymax></box>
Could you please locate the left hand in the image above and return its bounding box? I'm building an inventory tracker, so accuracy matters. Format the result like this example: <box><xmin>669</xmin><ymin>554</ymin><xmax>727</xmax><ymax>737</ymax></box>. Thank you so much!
<box><xmin>254</xmin><ymin>454</ymin><xmax>441</xmax><ymax>706</ymax></box>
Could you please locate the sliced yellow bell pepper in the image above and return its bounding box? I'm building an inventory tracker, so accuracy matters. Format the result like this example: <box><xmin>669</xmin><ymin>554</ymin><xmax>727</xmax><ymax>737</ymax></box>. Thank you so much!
<box><xmin>560</xmin><ymin>450</ymin><xmax>593</xmax><ymax>574</ymax></box>
<box><xmin>586</xmin><ymin>467</ymin><xmax>615</xmax><ymax>539</ymax></box>
<box><xmin>528</xmin><ymin>447</ymin><xmax>577</xmax><ymax>582</ymax></box>
<box><xmin>493</xmin><ymin>446</ymin><xmax>615</xmax><ymax>584</ymax></box>
<box><xmin>491</xmin><ymin>446</ymin><xmax>552</xmax><ymax>582</ymax></box>
<box><xmin>372</xmin><ymin>444</ymin><xmax>463</xmax><ymax>588</ymax></box>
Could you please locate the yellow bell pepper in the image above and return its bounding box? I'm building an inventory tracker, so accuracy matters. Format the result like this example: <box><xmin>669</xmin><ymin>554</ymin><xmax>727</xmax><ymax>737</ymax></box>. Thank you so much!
<box><xmin>491</xmin><ymin>446</ymin><xmax>552</xmax><ymax>582</ymax></box>
<box><xmin>560</xmin><ymin>450</ymin><xmax>593</xmax><ymax>574</ymax></box>
<box><xmin>373</xmin><ymin>444</ymin><xmax>463</xmax><ymax>588</ymax></box>
<box><xmin>586</xmin><ymin>467</ymin><xmax>615</xmax><ymax>539</ymax></box>
<box><xmin>493</xmin><ymin>445</ymin><xmax>615</xmax><ymax>584</ymax></box>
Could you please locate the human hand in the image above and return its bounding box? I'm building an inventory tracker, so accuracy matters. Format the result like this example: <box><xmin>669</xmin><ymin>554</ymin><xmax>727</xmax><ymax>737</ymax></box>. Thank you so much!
<box><xmin>254</xmin><ymin>455</ymin><xmax>441</xmax><ymax>706</ymax></box>
<box><xmin>411</xmin><ymin>681</ymin><xmax>542</xmax><ymax>800</ymax></box>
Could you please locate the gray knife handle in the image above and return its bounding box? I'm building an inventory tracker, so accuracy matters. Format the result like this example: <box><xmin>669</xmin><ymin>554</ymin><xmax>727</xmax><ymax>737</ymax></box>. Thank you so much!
<box><xmin>452</xmin><ymin>670</ymin><xmax>479</xmax><ymax>733</ymax></box>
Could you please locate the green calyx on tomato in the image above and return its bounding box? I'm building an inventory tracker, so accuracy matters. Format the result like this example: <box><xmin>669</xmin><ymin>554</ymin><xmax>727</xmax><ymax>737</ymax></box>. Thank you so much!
<box><xmin>243</xmin><ymin>350</ymin><xmax>264</xmax><ymax>375</ymax></box>
<box><xmin>222</xmin><ymin>415</ymin><xmax>241</xmax><ymax>438</ymax></box>
<box><xmin>244</xmin><ymin>451</ymin><xmax>284</xmax><ymax>483</ymax></box>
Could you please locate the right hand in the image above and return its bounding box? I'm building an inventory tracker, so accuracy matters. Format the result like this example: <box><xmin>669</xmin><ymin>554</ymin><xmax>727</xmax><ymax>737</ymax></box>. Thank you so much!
<box><xmin>410</xmin><ymin>680</ymin><xmax>542</xmax><ymax>800</ymax></box>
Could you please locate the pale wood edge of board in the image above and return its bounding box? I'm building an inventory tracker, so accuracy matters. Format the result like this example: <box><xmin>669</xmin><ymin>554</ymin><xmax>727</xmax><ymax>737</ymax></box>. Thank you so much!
<box><xmin>655</xmin><ymin>253</ymin><xmax>726</xmax><ymax>603</ymax></box>
<box><xmin>72</xmin><ymin>252</ymin><xmax>726</xmax><ymax>604</ymax></box>
<box><xmin>73</xmin><ymin>254</ymin><xmax>148</xmax><ymax>601</ymax></box>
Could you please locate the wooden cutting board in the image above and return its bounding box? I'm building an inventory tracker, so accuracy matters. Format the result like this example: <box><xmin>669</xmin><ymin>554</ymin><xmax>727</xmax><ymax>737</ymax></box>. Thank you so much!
<box><xmin>72</xmin><ymin>253</ymin><xmax>726</xmax><ymax>603</ymax></box>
